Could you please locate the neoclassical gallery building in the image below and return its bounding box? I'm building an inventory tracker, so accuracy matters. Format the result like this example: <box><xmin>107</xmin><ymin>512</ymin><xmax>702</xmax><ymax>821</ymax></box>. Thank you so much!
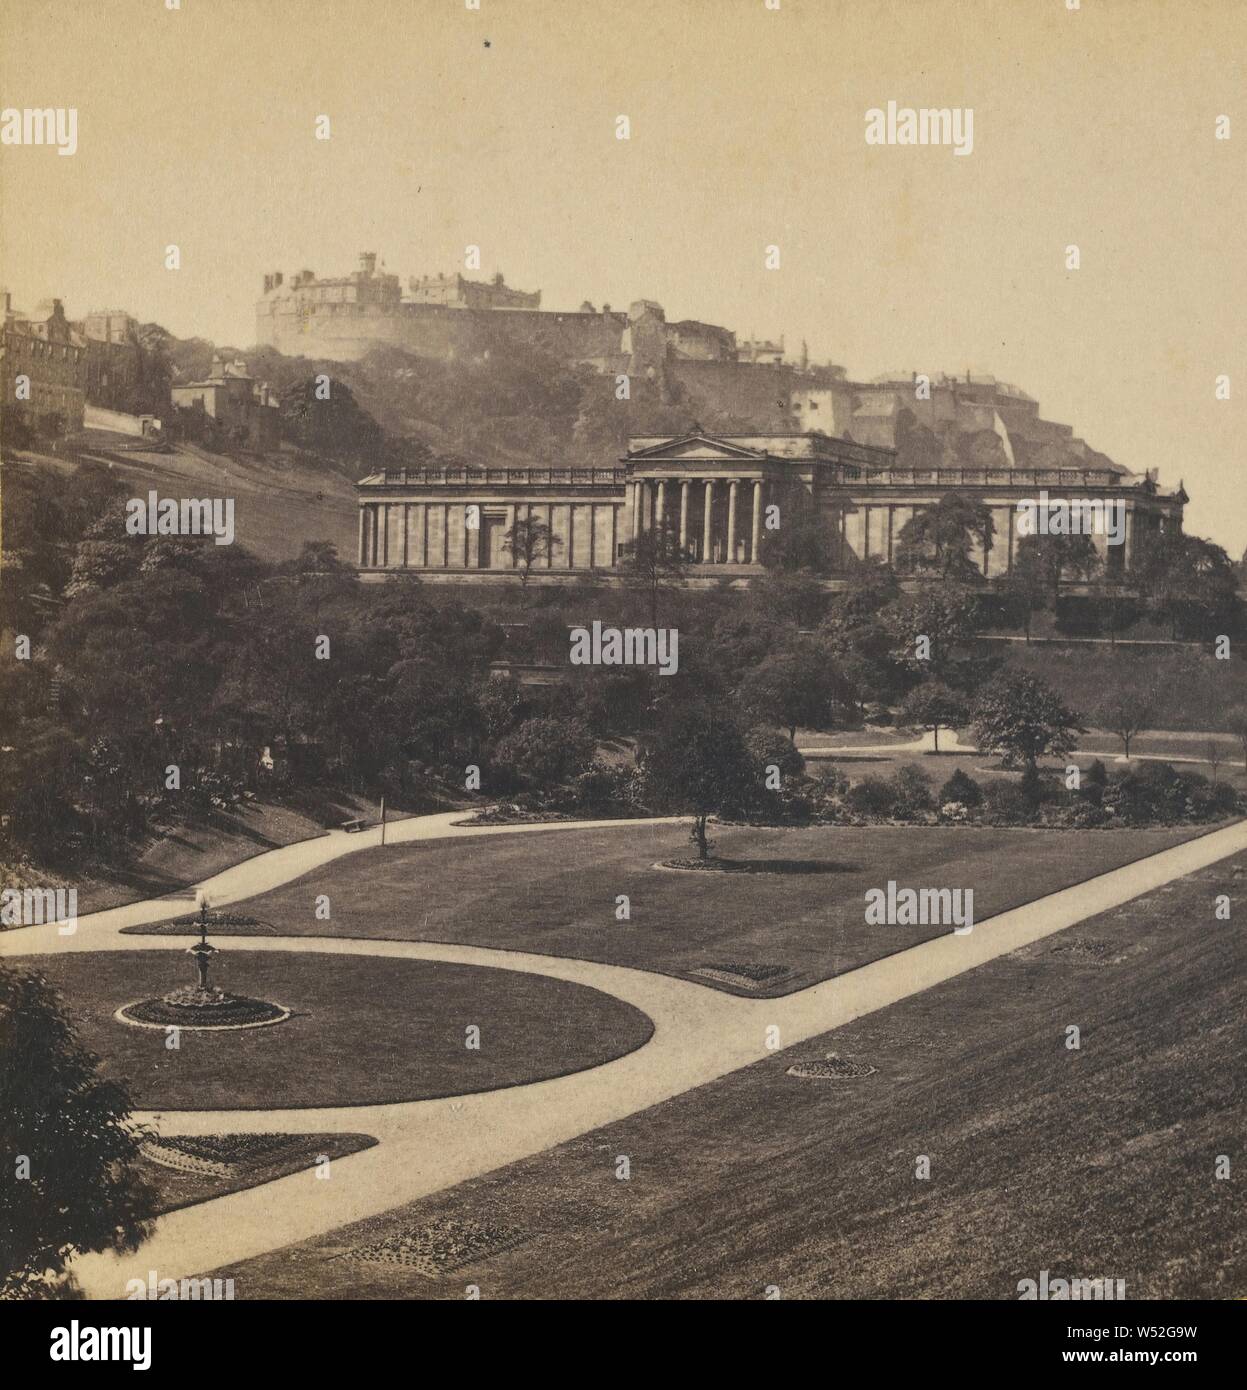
<box><xmin>355</xmin><ymin>431</ymin><xmax>1186</xmax><ymax>583</ymax></box>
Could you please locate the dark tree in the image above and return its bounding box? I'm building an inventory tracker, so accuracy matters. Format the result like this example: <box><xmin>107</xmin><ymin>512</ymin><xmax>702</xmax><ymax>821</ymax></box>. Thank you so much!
<box><xmin>970</xmin><ymin>669</ymin><xmax>1084</xmax><ymax>771</ymax></box>
<box><xmin>898</xmin><ymin>680</ymin><xmax>968</xmax><ymax>752</ymax></box>
<box><xmin>0</xmin><ymin>964</ymin><xmax>155</xmax><ymax>1298</ymax></box>
<box><xmin>882</xmin><ymin>585</ymin><xmax>979</xmax><ymax>681</ymax></box>
<box><xmin>1014</xmin><ymin>532</ymin><xmax>1101</xmax><ymax>609</ymax></box>
<box><xmin>1137</xmin><ymin>532</ymin><xmax>1240</xmax><ymax>639</ymax></box>
<box><xmin>1095</xmin><ymin>691</ymin><xmax>1154</xmax><ymax>760</ymax></box>
<box><xmin>640</xmin><ymin>702</ymin><xmax>759</xmax><ymax>860</ymax></box>
<box><xmin>997</xmin><ymin>544</ymin><xmax>1048</xmax><ymax>641</ymax></box>
<box><xmin>740</xmin><ymin>640</ymin><xmax>851</xmax><ymax>743</ymax></box>
<box><xmin>756</xmin><ymin>486</ymin><xmax>837</xmax><ymax>574</ymax></box>
<box><xmin>502</xmin><ymin>514</ymin><xmax>561</xmax><ymax>587</ymax></box>
<box><xmin>894</xmin><ymin>492</ymin><xmax>994</xmax><ymax>583</ymax></box>
<box><xmin>616</xmin><ymin>520</ymin><xmax>691</xmax><ymax>626</ymax></box>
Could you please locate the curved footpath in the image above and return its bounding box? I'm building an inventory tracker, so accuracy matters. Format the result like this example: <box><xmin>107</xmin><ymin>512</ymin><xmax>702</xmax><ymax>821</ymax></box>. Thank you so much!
<box><xmin>3</xmin><ymin>809</ymin><xmax>1245</xmax><ymax>1297</ymax></box>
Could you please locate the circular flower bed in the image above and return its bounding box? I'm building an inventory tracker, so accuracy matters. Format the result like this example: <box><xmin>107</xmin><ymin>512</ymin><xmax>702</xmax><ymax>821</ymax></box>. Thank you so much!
<box><xmin>656</xmin><ymin>857</ymin><xmax>757</xmax><ymax>873</ymax></box>
<box><xmin>786</xmin><ymin>1052</ymin><xmax>877</xmax><ymax>1081</ymax></box>
<box><xmin>117</xmin><ymin>993</ymin><xmax>290</xmax><ymax>1031</ymax></box>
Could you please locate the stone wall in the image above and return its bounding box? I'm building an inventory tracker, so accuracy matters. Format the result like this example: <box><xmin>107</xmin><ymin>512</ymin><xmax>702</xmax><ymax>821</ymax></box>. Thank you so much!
<box><xmin>259</xmin><ymin>299</ymin><xmax>628</xmax><ymax>366</ymax></box>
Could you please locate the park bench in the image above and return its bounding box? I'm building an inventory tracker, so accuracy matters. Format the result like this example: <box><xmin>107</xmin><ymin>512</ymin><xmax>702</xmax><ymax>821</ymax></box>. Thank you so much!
<box><xmin>340</xmin><ymin>817</ymin><xmax>367</xmax><ymax>833</ymax></box>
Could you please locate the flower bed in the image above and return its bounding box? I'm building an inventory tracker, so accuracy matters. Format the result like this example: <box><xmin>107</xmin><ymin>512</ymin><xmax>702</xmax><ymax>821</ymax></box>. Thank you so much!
<box><xmin>341</xmin><ymin>1217</ymin><xmax>528</xmax><ymax>1276</ymax></box>
<box><xmin>787</xmin><ymin>1052</ymin><xmax>877</xmax><ymax>1081</ymax></box>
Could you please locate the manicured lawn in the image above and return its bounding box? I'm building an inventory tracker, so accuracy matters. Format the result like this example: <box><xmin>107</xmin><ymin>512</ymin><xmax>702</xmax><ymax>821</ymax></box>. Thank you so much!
<box><xmin>210</xmin><ymin>850</ymin><xmax>1247</xmax><ymax>1299</ymax></box>
<box><xmin>7</xmin><ymin>951</ymin><xmax>652</xmax><ymax>1110</ymax></box>
<box><xmin>796</xmin><ymin>727</ymin><xmax>917</xmax><ymax>748</ymax></box>
<box><xmin>131</xmin><ymin>822</ymin><xmax>1211</xmax><ymax>997</ymax></box>
<box><xmin>1073</xmin><ymin>734</ymin><xmax>1247</xmax><ymax>786</ymax></box>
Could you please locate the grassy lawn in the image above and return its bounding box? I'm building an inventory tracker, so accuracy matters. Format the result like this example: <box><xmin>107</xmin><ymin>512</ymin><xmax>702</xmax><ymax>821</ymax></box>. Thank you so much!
<box><xmin>128</xmin><ymin>822</ymin><xmax>1211</xmax><ymax>997</ymax></box>
<box><xmin>142</xmin><ymin>1133</ymin><xmax>378</xmax><ymax>1216</ymax></box>
<box><xmin>1074</xmin><ymin>733</ymin><xmax>1247</xmax><ymax>783</ymax></box>
<box><xmin>796</xmin><ymin>728</ymin><xmax>918</xmax><ymax>749</ymax></box>
<box><xmin>7</xmin><ymin>951</ymin><xmax>652</xmax><ymax>1110</ymax></box>
<box><xmin>209</xmin><ymin>849</ymin><xmax>1247</xmax><ymax>1300</ymax></box>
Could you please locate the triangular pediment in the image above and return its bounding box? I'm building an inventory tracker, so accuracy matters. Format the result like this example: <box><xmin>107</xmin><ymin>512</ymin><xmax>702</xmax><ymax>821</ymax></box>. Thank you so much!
<box><xmin>626</xmin><ymin>433</ymin><xmax>766</xmax><ymax>462</ymax></box>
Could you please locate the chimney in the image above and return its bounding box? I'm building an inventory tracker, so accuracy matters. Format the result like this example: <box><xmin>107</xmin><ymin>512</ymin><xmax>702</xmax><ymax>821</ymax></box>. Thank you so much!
<box><xmin>359</xmin><ymin>252</ymin><xmax>377</xmax><ymax>276</ymax></box>
<box><xmin>264</xmin><ymin>274</ymin><xmax>273</xmax><ymax>294</ymax></box>
<box><xmin>274</xmin><ymin>271</ymin><xmax>283</xmax><ymax>288</ymax></box>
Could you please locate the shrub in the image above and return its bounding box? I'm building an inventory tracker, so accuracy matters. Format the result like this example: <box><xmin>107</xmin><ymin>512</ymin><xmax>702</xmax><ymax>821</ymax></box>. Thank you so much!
<box><xmin>983</xmin><ymin>780</ymin><xmax>1030</xmax><ymax>825</ymax></box>
<box><xmin>844</xmin><ymin>776</ymin><xmax>900</xmax><ymax>817</ymax></box>
<box><xmin>1179</xmin><ymin>773</ymin><xmax>1239</xmax><ymax>821</ymax></box>
<box><xmin>1041</xmin><ymin>799</ymin><xmax>1111</xmax><ymax>829</ymax></box>
<box><xmin>939</xmin><ymin>768</ymin><xmax>983</xmax><ymax>807</ymax></box>
<box><xmin>890</xmin><ymin>764</ymin><xmax>933</xmax><ymax>813</ymax></box>
<box><xmin>493</xmin><ymin>716</ymin><xmax>595</xmax><ymax>788</ymax></box>
<box><xmin>1103</xmin><ymin>761</ymin><xmax>1185</xmax><ymax>824</ymax></box>
<box><xmin>745</xmin><ymin>725</ymin><xmax>806</xmax><ymax>779</ymax></box>
<box><xmin>570</xmin><ymin>762</ymin><xmax>636</xmax><ymax>815</ymax></box>
<box><xmin>1078</xmin><ymin>757</ymin><xmax>1108</xmax><ymax>805</ymax></box>
<box><xmin>813</xmin><ymin>763</ymin><xmax>849</xmax><ymax>797</ymax></box>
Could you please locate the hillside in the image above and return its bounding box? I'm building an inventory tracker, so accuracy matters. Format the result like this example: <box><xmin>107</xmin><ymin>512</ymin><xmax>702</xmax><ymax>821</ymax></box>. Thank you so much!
<box><xmin>17</xmin><ymin>434</ymin><xmax>357</xmax><ymax>562</ymax></box>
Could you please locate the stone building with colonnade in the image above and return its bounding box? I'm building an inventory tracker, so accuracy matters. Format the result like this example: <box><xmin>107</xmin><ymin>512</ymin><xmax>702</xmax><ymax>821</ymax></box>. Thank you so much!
<box><xmin>354</xmin><ymin>430</ymin><xmax>1186</xmax><ymax>584</ymax></box>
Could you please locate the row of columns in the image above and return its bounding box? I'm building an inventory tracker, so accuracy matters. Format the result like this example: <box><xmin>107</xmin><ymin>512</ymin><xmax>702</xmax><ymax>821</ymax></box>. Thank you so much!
<box><xmin>629</xmin><ymin>477</ymin><xmax>766</xmax><ymax>565</ymax></box>
<box><xmin>357</xmin><ymin>500</ymin><xmax>623</xmax><ymax>569</ymax></box>
<box><xmin>841</xmin><ymin>500</ymin><xmax>1140</xmax><ymax>576</ymax></box>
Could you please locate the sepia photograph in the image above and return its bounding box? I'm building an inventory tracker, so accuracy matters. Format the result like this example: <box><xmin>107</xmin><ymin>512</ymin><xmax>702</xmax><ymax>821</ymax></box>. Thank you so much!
<box><xmin>1</xmin><ymin>0</ymin><xmax>1243</xmax><ymax>1359</ymax></box>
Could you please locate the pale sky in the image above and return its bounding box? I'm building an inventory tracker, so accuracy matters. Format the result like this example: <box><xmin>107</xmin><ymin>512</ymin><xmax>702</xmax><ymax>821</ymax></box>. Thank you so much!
<box><xmin>2</xmin><ymin>0</ymin><xmax>1243</xmax><ymax>550</ymax></box>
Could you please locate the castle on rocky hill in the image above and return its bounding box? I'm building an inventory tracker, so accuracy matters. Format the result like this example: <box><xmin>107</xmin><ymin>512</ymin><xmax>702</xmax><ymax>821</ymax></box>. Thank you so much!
<box><xmin>255</xmin><ymin>251</ymin><xmax>743</xmax><ymax>387</ymax></box>
<box><xmin>257</xmin><ymin>252</ymin><xmax>1145</xmax><ymax>479</ymax></box>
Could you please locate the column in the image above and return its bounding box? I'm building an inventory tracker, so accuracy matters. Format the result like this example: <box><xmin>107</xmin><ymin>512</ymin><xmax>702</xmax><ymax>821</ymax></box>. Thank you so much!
<box><xmin>655</xmin><ymin>480</ymin><xmax>666</xmax><ymax>532</ymax></box>
<box><xmin>631</xmin><ymin>482</ymin><xmax>641</xmax><ymax>541</ymax></box>
<box><xmin>703</xmin><ymin>479</ymin><xmax>715</xmax><ymax>562</ymax></box>
<box><xmin>727</xmin><ymin>480</ymin><xmax>739</xmax><ymax>564</ymax></box>
<box><xmin>357</xmin><ymin>507</ymin><xmax>367</xmax><ymax>565</ymax></box>
<box><xmin>381</xmin><ymin>504</ymin><xmax>389</xmax><ymax>567</ymax></box>
<box><xmin>402</xmin><ymin>504</ymin><xmax>410</xmax><ymax>568</ymax></box>
<box><xmin>750</xmin><ymin>480</ymin><xmax>763</xmax><ymax>562</ymax></box>
<box><xmin>679</xmin><ymin>480</ymin><xmax>690</xmax><ymax>550</ymax></box>
<box><xmin>610</xmin><ymin>501</ymin><xmax>618</xmax><ymax>566</ymax></box>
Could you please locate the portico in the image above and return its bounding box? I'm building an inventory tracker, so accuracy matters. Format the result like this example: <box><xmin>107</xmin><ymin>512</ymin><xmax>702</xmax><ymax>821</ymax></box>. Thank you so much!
<box><xmin>627</xmin><ymin>474</ymin><xmax>767</xmax><ymax>564</ymax></box>
<box><xmin>622</xmin><ymin>431</ymin><xmax>884</xmax><ymax>566</ymax></box>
